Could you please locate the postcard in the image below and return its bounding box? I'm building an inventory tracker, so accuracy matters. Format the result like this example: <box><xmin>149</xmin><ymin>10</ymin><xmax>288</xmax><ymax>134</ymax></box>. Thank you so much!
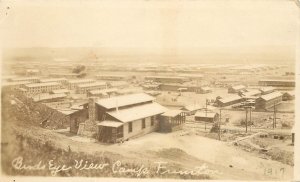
<box><xmin>1</xmin><ymin>0</ymin><xmax>299</xmax><ymax>181</ymax></box>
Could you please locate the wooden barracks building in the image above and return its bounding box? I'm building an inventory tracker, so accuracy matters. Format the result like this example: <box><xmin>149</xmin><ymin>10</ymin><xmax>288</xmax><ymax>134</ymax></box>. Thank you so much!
<box><xmin>71</xmin><ymin>93</ymin><xmax>168</xmax><ymax>143</ymax></box>
<box><xmin>23</xmin><ymin>82</ymin><xmax>62</xmax><ymax>94</ymax></box>
<box><xmin>255</xmin><ymin>92</ymin><xmax>282</xmax><ymax>110</ymax></box>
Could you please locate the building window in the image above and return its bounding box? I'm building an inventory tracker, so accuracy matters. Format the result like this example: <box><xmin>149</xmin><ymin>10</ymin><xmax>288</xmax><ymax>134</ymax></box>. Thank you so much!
<box><xmin>128</xmin><ymin>122</ymin><xmax>132</xmax><ymax>133</ymax></box>
<box><xmin>151</xmin><ymin>116</ymin><xmax>154</xmax><ymax>126</ymax></box>
<box><xmin>142</xmin><ymin>119</ymin><xmax>146</xmax><ymax>129</ymax></box>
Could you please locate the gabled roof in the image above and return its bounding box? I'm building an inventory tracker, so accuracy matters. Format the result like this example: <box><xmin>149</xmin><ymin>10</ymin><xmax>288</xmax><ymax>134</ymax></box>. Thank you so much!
<box><xmin>51</xmin><ymin>89</ymin><xmax>70</xmax><ymax>94</ymax></box>
<box><xmin>97</xmin><ymin>74</ymin><xmax>125</xmax><ymax>77</ymax></box>
<box><xmin>259</xmin><ymin>79</ymin><xmax>295</xmax><ymax>82</ymax></box>
<box><xmin>142</xmin><ymin>84</ymin><xmax>161</xmax><ymax>88</ymax></box>
<box><xmin>58</xmin><ymin>109</ymin><xmax>79</xmax><ymax>115</ymax></box>
<box><xmin>25</xmin><ymin>82</ymin><xmax>60</xmax><ymax>88</ymax></box>
<box><xmin>2</xmin><ymin>81</ymin><xmax>30</xmax><ymax>86</ymax></box>
<box><xmin>199</xmin><ymin>105</ymin><xmax>217</xmax><ymax>111</ymax></box>
<box><xmin>259</xmin><ymin>92</ymin><xmax>282</xmax><ymax>101</ymax></box>
<box><xmin>145</xmin><ymin>76</ymin><xmax>185</xmax><ymax>79</ymax></box>
<box><xmin>77</xmin><ymin>81</ymin><xmax>106</xmax><ymax>88</ymax></box>
<box><xmin>218</xmin><ymin>95</ymin><xmax>242</xmax><ymax>103</ymax></box>
<box><xmin>33</xmin><ymin>93</ymin><xmax>66</xmax><ymax>102</ymax></box>
<box><xmin>259</xmin><ymin>87</ymin><xmax>275</xmax><ymax>93</ymax></box>
<box><xmin>109</xmin><ymin>81</ymin><xmax>128</xmax><ymax>87</ymax></box>
<box><xmin>67</xmin><ymin>79</ymin><xmax>95</xmax><ymax>84</ymax></box>
<box><xmin>97</xmin><ymin>74</ymin><xmax>130</xmax><ymax>79</ymax></box>
<box><xmin>88</xmin><ymin>88</ymin><xmax>118</xmax><ymax>95</ymax></box>
<box><xmin>97</xmin><ymin>120</ymin><xmax>123</xmax><ymax>127</ymax></box>
<box><xmin>282</xmin><ymin>91</ymin><xmax>295</xmax><ymax>97</ymax></box>
<box><xmin>18</xmin><ymin>88</ymin><xmax>28</xmax><ymax>91</ymax></box>
<box><xmin>230</xmin><ymin>85</ymin><xmax>246</xmax><ymax>90</ymax></box>
<box><xmin>242</xmin><ymin>89</ymin><xmax>261</xmax><ymax>97</ymax></box>
<box><xmin>39</xmin><ymin>78</ymin><xmax>67</xmax><ymax>83</ymax></box>
<box><xmin>96</xmin><ymin>93</ymin><xmax>154</xmax><ymax>109</ymax></box>
<box><xmin>179</xmin><ymin>74</ymin><xmax>203</xmax><ymax>78</ymax></box>
<box><xmin>106</xmin><ymin>102</ymin><xmax>167</xmax><ymax>123</ymax></box>
<box><xmin>201</xmin><ymin>86</ymin><xmax>211</xmax><ymax>91</ymax></box>
<box><xmin>116</xmin><ymin>88</ymin><xmax>143</xmax><ymax>95</ymax></box>
<box><xmin>181</xmin><ymin>104</ymin><xmax>202</xmax><ymax>112</ymax></box>
<box><xmin>161</xmin><ymin>109</ymin><xmax>182</xmax><ymax>117</ymax></box>
<box><xmin>195</xmin><ymin>111</ymin><xmax>218</xmax><ymax>118</ymax></box>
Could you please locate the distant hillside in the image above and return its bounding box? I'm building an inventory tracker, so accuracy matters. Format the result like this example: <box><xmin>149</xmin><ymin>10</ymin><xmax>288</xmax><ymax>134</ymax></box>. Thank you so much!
<box><xmin>2</xmin><ymin>46</ymin><xmax>296</xmax><ymax>65</ymax></box>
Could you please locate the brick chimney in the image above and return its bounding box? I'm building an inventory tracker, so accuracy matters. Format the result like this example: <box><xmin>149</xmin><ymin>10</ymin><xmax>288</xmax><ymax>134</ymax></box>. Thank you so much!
<box><xmin>88</xmin><ymin>97</ymin><xmax>97</xmax><ymax>122</ymax></box>
<box><xmin>85</xmin><ymin>97</ymin><xmax>97</xmax><ymax>131</ymax></box>
<box><xmin>79</xmin><ymin>97</ymin><xmax>98</xmax><ymax>137</ymax></box>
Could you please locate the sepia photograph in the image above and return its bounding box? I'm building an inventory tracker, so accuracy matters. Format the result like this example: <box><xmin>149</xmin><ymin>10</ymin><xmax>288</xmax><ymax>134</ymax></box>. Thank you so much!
<box><xmin>0</xmin><ymin>0</ymin><xmax>299</xmax><ymax>181</ymax></box>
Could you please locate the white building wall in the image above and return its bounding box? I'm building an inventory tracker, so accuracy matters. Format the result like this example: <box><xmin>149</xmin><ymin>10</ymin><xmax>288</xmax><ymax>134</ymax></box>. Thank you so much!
<box><xmin>122</xmin><ymin>116</ymin><xmax>159</xmax><ymax>140</ymax></box>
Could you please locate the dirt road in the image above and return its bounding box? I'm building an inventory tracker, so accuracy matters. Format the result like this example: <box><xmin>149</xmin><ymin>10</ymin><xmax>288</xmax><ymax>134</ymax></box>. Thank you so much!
<box><xmin>15</xmin><ymin>124</ymin><xmax>292</xmax><ymax>180</ymax></box>
<box><xmin>110</xmin><ymin>131</ymin><xmax>293</xmax><ymax>180</ymax></box>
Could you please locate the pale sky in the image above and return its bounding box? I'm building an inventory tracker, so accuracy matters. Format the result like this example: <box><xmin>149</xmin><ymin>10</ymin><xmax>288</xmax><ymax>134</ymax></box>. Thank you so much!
<box><xmin>1</xmin><ymin>0</ymin><xmax>299</xmax><ymax>53</ymax></box>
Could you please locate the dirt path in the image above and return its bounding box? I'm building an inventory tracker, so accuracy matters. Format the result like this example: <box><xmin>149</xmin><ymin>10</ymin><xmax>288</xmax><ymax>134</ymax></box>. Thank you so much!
<box><xmin>10</xmin><ymin>124</ymin><xmax>293</xmax><ymax>180</ymax></box>
<box><xmin>111</xmin><ymin>131</ymin><xmax>293</xmax><ymax>180</ymax></box>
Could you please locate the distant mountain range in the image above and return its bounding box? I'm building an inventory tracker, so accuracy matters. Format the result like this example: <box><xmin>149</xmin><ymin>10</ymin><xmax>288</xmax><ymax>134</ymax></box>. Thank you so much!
<box><xmin>2</xmin><ymin>46</ymin><xmax>295</xmax><ymax>65</ymax></box>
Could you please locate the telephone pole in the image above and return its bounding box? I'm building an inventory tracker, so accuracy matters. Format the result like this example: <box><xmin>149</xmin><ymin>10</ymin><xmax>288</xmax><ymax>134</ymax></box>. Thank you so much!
<box><xmin>245</xmin><ymin>108</ymin><xmax>248</xmax><ymax>133</ymax></box>
<box><xmin>205</xmin><ymin>99</ymin><xmax>207</xmax><ymax>131</ymax></box>
<box><xmin>244</xmin><ymin>106</ymin><xmax>253</xmax><ymax>133</ymax></box>
<box><xmin>273</xmin><ymin>103</ymin><xmax>277</xmax><ymax>129</ymax></box>
<box><xmin>249</xmin><ymin>107</ymin><xmax>252</xmax><ymax>131</ymax></box>
<box><xmin>219</xmin><ymin>108</ymin><xmax>222</xmax><ymax>140</ymax></box>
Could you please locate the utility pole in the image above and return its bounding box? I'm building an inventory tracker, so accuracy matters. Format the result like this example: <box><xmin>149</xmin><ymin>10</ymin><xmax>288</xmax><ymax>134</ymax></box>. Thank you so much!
<box><xmin>245</xmin><ymin>107</ymin><xmax>248</xmax><ymax>133</ymax></box>
<box><xmin>219</xmin><ymin>108</ymin><xmax>222</xmax><ymax>140</ymax></box>
<box><xmin>205</xmin><ymin>99</ymin><xmax>207</xmax><ymax>131</ymax></box>
<box><xmin>249</xmin><ymin>107</ymin><xmax>252</xmax><ymax>131</ymax></box>
<box><xmin>275</xmin><ymin>104</ymin><xmax>276</xmax><ymax>128</ymax></box>
<box><xmin>273</xmin><ymin>103</ymin><xmax>277</xmax><ymax>129</ymax></box>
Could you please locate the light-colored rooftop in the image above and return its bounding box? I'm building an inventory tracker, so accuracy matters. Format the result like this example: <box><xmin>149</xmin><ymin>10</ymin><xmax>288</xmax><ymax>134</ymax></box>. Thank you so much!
<box><xmin>26</xmin><ymin>69</ymin><xmax>40</xmax><ymax>72</ymax></box>
<box><xmin>77</xmin><ymin>82</ymin><xmax>106</xmax><ymax>88</ymax></box>
<box><xmin>89</xmin><ymin>88</ymin><xmax>118</xmax><ymax>95</ymax></box>
<box><xmin>259</xmin><ymin>87</ymin><xmax>275</xmax><ymax>93</ymax></box>
<box><xmin>201</xmin><ymin>86</ymin><xmax>211</xmax><ymax>90</ymax></box>
<box><xmin>51</xmin><ymin>89</ymin><xmax>70</xmax><ymax>94</ymax></box>
<box><xmin>116</xmin><ymin>88</ymin><xmax>143</xmax><ymax>94</ymax></box>
<box><xmin>67</xmin><ymin>79</ymin><xmax>95</xmax><ymax>84</ymax></box>
<box><xmin>25</xmin><ymin>82</ymin><xmax>61</xmax><ymax>88</ymax></box>
<box><xmin>145</xmin><ymin>76</ymin><xmax>186</xmax><ymax>79</ymax></box>
<box><xmin>242</xmin><ymin>89</ymin><xmax>261</xmax><ymax>97</ymax></box>
<box><xmin>39</xmin><ymin>78</ymin><xmax>67</xmax><ymax>83</ymax></box>
<box><xmin>179</xmin><ymin>74</ymin><xmax>204</xmax><ymax>78</ymax></box>
<box><xmin>219</xmin><ymin>95</ymin><xmax>242</xmax><ymax>103</ymax></box>
<box><xmin>50</xmin><ymin>73</ymin><xmax>79</xmax><ymax>76</ymax></box>
<box><xmin>259</xmin><ymin>79</ymin><xmax>295</xmax><ymax>82</ymax></box>
<box><xmin>230</xmin><ymin>85</ymin><xmax>246</xmax><ymax>90</ymax></box>
<box><xmin>260</xmin><ymin>92</ymin><xmax>282</xmax><ymax>101</ymax></box>
<box><xmin>18</xmin><ymin>88</ymin><xmax>28</xmax><ymax>91</ymax></box>
<box><xmin>282</xmin><ymin>91</ymin><xmax>295</xmax><ymax>96</ymax></box>
<box><xmin>182</xmin><ymin>104</ymin><xmax>202</xmax><ymax>112</ymax></box>
<box><xmin>97</xmin><ymin>120</ymin><xmax>123</xmax><ymax>127</ymax></box>
<box><xmin>161</xmin><ymin>109</ymin><xmax>182</xmax><ymax>117</ymax></box>
<box><xmin>58</xmin><ymin>109</ymin><xmax>79</xmax><ymax>115</ymax></box>
<box><xmin>109</xmin><ymin>81</ymin><xmax>128</xmax><ymax>87</ymax></box>
<box><xmin>33</xmin><ymin>93</ymin><xmax>66</xmax><ymax>102</ymax></box>
<box><xmin>195</xmin><ymin>111</ymin><xmax>218</xmax><ymax>118</ymax></box>
<box><xmin>97</xmin><ymin>75</ymin><xmax>129</xmax><ymax>78</ymax></box>
<box><xmin>106</xmin><ymin>102</ymin><xmax>167</xmax><ymax>123</ymax></box>
<box><xmin>96</xmin><ymin>93</ymin><xmax>154</xmax><ymax>109</ymax></box>
<box><xmin>2</xmin><ymin>81</ymin><xmax>30</xmax><ymax>86</ymax></box>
